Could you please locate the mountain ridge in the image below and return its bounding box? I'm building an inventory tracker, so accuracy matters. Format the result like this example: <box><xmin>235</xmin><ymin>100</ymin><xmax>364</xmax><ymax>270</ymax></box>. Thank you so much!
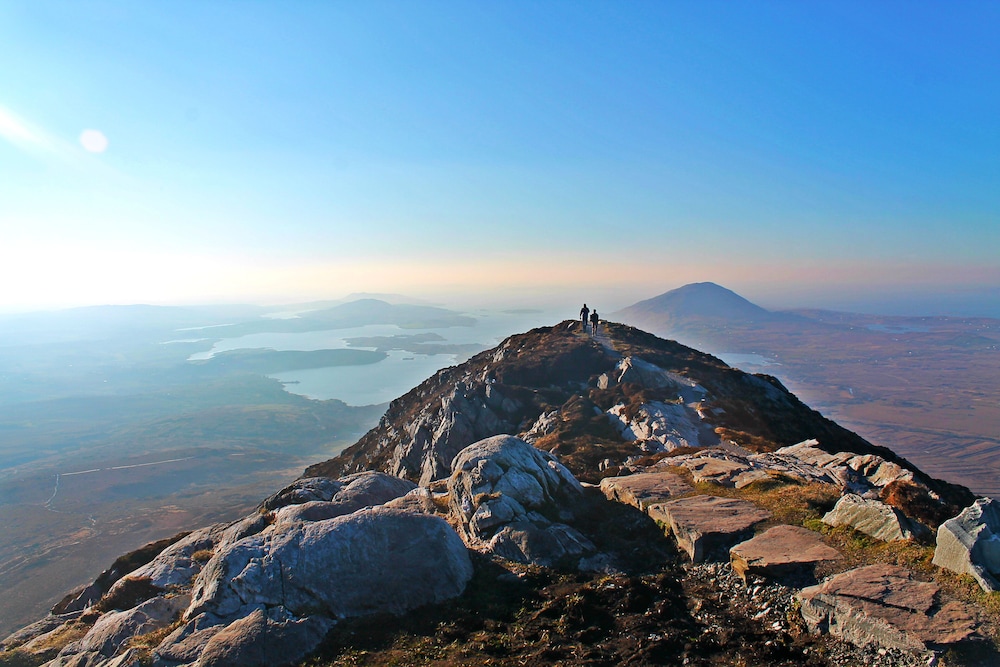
<box><xmin>3</xmin><ymin>320</ymin><xmax>996</xmax><ymax>667</ymax></box>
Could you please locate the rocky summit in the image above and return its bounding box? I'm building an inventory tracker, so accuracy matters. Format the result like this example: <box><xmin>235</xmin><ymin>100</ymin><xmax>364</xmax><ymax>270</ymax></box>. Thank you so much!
<box><xmin>3</xmin><ymin>320</ymin><xmax>998</xmax><ymax>667</ymax></box>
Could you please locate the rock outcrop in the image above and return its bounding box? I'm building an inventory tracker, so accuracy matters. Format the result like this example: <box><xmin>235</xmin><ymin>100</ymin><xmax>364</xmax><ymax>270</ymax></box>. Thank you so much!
<box><xmin>797</xmin><ymin>564</ymin><xmax>976</xmax><ymax>657</ymax></box>
<box><xmin>607</xmin><ymin>401</ymin><xmax>712</xmax><ymax>453</ymax></box>
<box><xmin>932</xmin><ymin>497</ymin><xmax>1000</xmax><ymax>591</ymax></box>
<box><xmin>448</xmin><ymin>435</ymin><xmax>594</xmax><ymax>566</ymax></box>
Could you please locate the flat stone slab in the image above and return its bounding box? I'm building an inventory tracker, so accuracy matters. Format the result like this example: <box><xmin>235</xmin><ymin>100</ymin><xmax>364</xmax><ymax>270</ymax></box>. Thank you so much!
<box><xmin>797</xmin><ymin>564</ymin><xmax>976</xmax><ymax>656</ymax></box>
<box><xmin>599</xmin><ymin>472</ymin><xmax>692</xmax><ymax>511</ymax></box>
<box><xmin>648</xmin><ymin>495</ymin><xmax>771</xmax><ymax>562</ymax></box>
<box><xmin>729</xmin><ymin>524</ymin><xmax>840</xmax><ymax>582</ymax></box>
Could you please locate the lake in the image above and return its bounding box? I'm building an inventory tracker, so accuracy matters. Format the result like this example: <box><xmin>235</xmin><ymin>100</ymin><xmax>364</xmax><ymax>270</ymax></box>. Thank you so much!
<box><xmin>185</xmin><ymin>309</ymin><xmax>562</xmax><ymax>406</ymax></box>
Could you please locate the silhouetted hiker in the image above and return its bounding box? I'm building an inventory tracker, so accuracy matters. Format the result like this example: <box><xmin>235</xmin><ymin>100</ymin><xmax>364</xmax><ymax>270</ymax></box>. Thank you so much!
<box><xmin>590</xmin><ymin>310</ymin><xmax>599</xmax><ymax>335</ymax></box>
<box><xmin>580</xmin><ymin>304</ymin><xmax>590</xmax><ymax>331</ymax></box>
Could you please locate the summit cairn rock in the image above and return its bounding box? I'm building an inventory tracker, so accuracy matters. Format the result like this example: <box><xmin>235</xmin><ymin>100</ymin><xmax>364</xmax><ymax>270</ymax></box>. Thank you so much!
<box><xmin>599</xmin><ymin>471</ymin><xmax>692</xmax><ymax>511</ymax></box>
<box><xmin>448</xmin><ymin>435</ymin><xmax>594</xmax><ymax>566</ymax></box>
<box><xmin>797</xmin><ymin>564</ymin><xmax>976</xmax><ymax>657</ymax></box>
<box><xmin>729</xmin><ymin>524</ymin><xmax>840</xmax><ymax>582</ymax></box>
<box><xmin>932</xmin><ymin>497</ymin><xmax>1000</xmax><ymax>591</ymax></box>
<box><xmin>648</xmin><ymin>495</ymin><xmax>771</xmax><ymax>562</ymax></box>
<box><xmin>822</xmin><ymin>493</ymin><xmax>926</xmax><ymax>542</ymax></box>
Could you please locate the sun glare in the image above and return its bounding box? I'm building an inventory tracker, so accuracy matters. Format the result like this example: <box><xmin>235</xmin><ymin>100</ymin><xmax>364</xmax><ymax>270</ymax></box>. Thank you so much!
<box><xmin>79</xmin><ymin>129</ymin><xmax>109</xmax><ymax>153</ymax></box>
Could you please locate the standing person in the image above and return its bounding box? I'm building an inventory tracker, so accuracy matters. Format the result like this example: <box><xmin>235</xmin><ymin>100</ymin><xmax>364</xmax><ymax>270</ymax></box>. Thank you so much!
<box><xmin>590</xmin><ymin>310</ymin><xmax>599</xmax><ymax>335</ymax></box>
<box><xmin>580</xmin><ymin>304</ymin><xmax>590</xmax><ymax>331</ymax></box>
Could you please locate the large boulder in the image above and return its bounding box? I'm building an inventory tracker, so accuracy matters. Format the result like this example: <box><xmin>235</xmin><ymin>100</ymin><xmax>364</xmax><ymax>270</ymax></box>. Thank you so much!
<box><xmin>648</xmin><ymin>495</ymin><xmax>771</xmax><ymax>562</ymax></box>
<box><xmin>448</xmin><ymin>435</ymin><xmax>594</xmax><ymax>566</ymax></box>
<box><xmin>932</xmin><ymin>497</ymin><xmax>1000</xmax><ymax>591</ymax></box>
<box><xmin>822</xmin><ymin>493</ymin><xmax>926</xmax><ymax>542</ymax></box>
<box><xmin>188</xmin><ymin>506</ymin><xmax>473</xmax><ymax>621</ymax></box>
<box><xmin>797</xmin><ymin>564</ymin><xmax>976</xmax><ymax>657</ymax></box>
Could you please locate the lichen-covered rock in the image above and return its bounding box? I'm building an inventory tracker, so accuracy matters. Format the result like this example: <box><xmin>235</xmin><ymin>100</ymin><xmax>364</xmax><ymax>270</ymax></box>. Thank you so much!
<box><xmin>448</xmin><ymin>435</ymin><xmax>593</xmax><ymax>566</ymax></box>
<box><xmin>932</xmin><ymin>497</ymin><xmax>1000</xmax><ymax>591</ymax></box>
<box><xmin>188</xmin><ymin>506</ymin><xmax>473</xmax><ymax>621</ymax></box>
<box><xmin>797</xmin><ymin>564</ymin><xmax>976</xmax><ymax>656</ymax></box>
<box><xmin>822</xmin><ymin>493</ymin><xmax>926</xmax><ymax>542</ymax></box>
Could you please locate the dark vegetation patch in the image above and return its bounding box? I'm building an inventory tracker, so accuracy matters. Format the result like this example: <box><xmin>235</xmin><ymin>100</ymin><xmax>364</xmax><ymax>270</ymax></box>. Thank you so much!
<box><xmin>94</xmin><ymin>576</ymin><xmax>164</xmax><ymax>613</ymax></box>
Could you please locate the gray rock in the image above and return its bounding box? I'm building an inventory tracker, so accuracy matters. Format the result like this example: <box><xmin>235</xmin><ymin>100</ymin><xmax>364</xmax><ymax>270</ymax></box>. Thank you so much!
<box><xmin>489</xmin><ymin>522</ymin><xmax>595</xmax><ymax>567</ymax></box>
<box><xmin>520</xmin><ymin>410</ymin><xmax>560</xmax><ymax>444</ymax></box>
<box><xmin>272</xmin><ymin>472</ymin><xmax>416</xmax><ymax>526</ymax></box>
<box><xmin>457</xmin><ymin>439</ymin><xmax>589</xmax><ymax>560</ymax></box>
<box><xmin>823</xmin><ymin>493</ymin><xmax>926</xmax><ymax>542</ymax></box>
<box><xmin>1</xmin><ymin>613</ymin><xmax>82</xmax><ymax>650</ymax></box>
<box><xmin>607</xmin><ymin>401</ymin><xmax>708</xmax><ymax>452</ymax></box>
<box><xmin>797</xmin><ymin>564</ymin><xmax>976</xmax><ymax>656</ymax></box>
<box><xmin>648</xmin><ymin>495</ymin><xmax>771</xmax><ymax>562</ymax></box>
<box><xmin>107</xmin><ymin>526</ymin><xmax>228</xmax><ymax>596</ymax></box>
<box><xmin>599</xmin><ymin>471</ymin><xmax>692</xmax><ymax>511</ymax></box>
<box><xmin>196</xmin><ymin>607</ymin><xmax>333</xmax><ymax>667</ymax></box>
<box><xmin>932</xmin><ymin>497</ymin><xmax>1000</xmax><ymax>591</ymax></box>
<box><xmin>776</xmin><ymin>440</ymin><xmax>916</xmax><ymax>490</ymax></box>
<box><xmin>152</xmin><ymin>612</ymin><xmax>226</xmax><ymax>665</ymax></box>
<box><xmin>260</xmin><ymin>477</ymin><xmax>344</xmax><ymax>511</ymax></box>
<box><xmin>382</xmin><ymin>487</ymin><xmax>439</xmax><ymax>514</ymax></box>
<box><xmin>447</xmin><ymin>435</ymin><xmax>593</xmax><ymax>566</ymax></box>
<box><xmin>188</xmin><ymin>506</ymin><xmax>473</xmax><ymax>621</ymax></box>
<box><xmin>51</xmin><ymin>596</ymin><xmax>186</xmax><ymax>665</ymax></box>
<box><xmin>613</xmin><ymin>357</ymin><xmax>706</xmax><ymax>401</ymax></box>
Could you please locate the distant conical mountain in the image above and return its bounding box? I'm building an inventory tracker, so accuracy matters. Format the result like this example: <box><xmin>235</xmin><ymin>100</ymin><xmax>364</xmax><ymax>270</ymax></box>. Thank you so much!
<box><xmin>614</xmin><ymin>282</ymin><xmax>779</xmax><ymax>328</ymax></box>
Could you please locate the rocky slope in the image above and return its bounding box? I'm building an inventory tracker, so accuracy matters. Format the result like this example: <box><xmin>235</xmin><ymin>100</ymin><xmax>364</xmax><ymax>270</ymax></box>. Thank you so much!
<box><xmin>3</xmin><ymin>320</ymin><xmax>997</xmax><ymax>667</ymax></box>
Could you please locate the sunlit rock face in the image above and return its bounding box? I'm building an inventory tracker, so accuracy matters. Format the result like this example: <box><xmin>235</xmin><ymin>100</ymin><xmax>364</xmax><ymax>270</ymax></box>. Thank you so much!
<box><xmin>933</xmin><ymin>497</ymin><xmax>1000</xmax><ymax>591</ymax></box>
<box><xmin>448</xmin><ymin>435</ymin><xmax>593</xmax><ymax>567</ymax></box>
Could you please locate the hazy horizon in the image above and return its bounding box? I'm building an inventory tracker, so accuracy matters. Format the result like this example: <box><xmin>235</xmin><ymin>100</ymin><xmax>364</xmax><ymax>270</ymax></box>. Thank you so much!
<box><xmin>2</xmin><ymin>281</ymin><xmax>1000</xmax><ymax>322</ymax></box>
<box><xmin>2</xmin><ymin>3</ymin><xmax>997</xmax><ymax>315</ymax></box>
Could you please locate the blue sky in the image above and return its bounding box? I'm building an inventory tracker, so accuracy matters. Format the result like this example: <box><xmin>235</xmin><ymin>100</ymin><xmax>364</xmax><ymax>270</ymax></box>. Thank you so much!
<box><xmin>1</xmin><ymin>2</ymin><xmax>998</xmax><ymax>314</ymax></box>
